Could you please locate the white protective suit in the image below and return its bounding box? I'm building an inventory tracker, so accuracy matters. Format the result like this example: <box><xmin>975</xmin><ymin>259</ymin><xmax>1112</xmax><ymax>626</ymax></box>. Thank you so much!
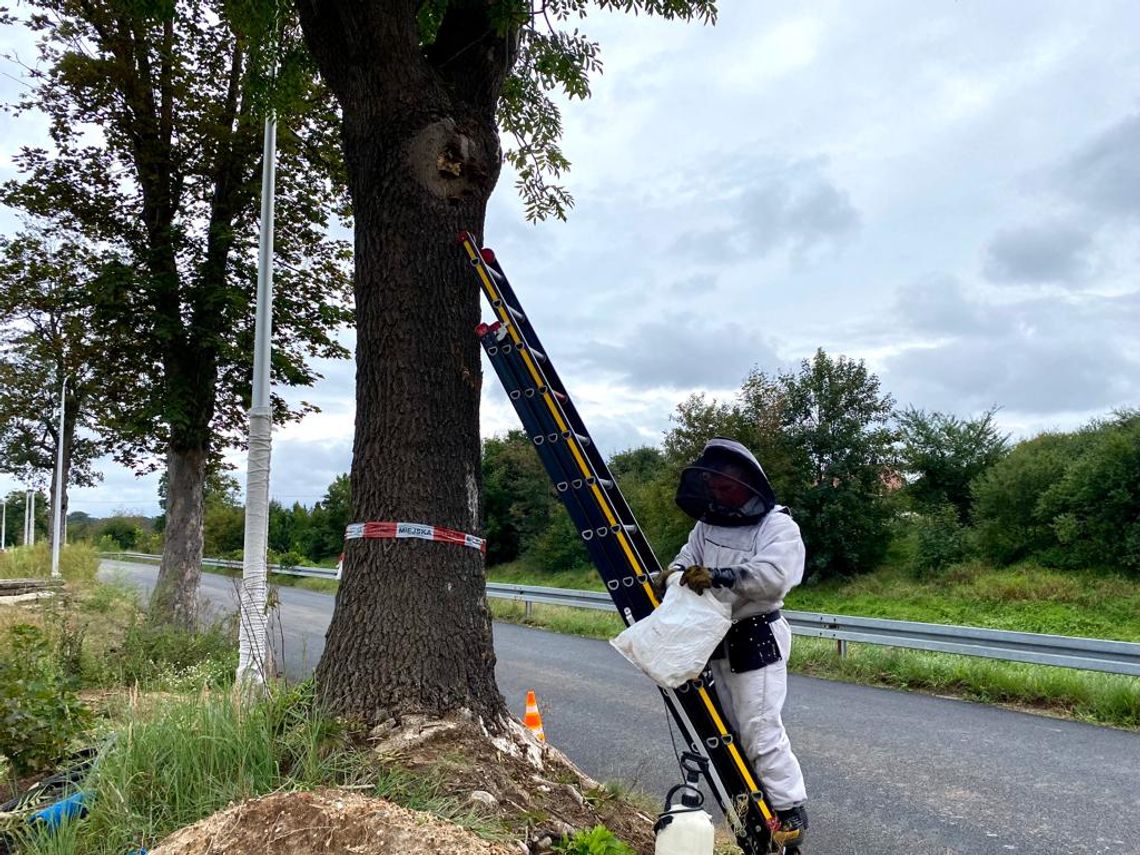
<box><xmin>669</xmin><ymin>441</ymin><xmax>808</xmax><ymax>810</ymax></box>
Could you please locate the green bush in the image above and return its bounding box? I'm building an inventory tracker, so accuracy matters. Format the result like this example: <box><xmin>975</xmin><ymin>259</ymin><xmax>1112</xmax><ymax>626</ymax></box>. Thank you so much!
<box><xmin>1036</xmin><ymin>414</ymin><xmax>1140</xmax><ymax>573</ymax></box>
<box><xmin>0</xmin><ymin>625</ymin><xmax>91</xmax><ymax>776</ymax></box>
<box><xmin>970</xmin><ymin>432</ymin><xmax>1085</xmax><ymax>565</ymax></box>
<box><xmin>98</xmin><ymin>518</ymin><xmax>141</xmax><ymax>550</ymax></box>
<box><xmin>910</xmin><ymin>503</ymin><xmax>968</xmax><ymax>579</ymax></box>
<box><xmin>553</xmin><ymin>825</ymin><xmax>636</xmax><ymax>855</ymax></box>
<box><xmin>525</xmin><ymin>509</ymin><xmax>591</xmax><ymax>574</ymax></box>
<box><xmin>108</xmin><ymin>617</ymin><xmax>238</xmax><ymax>690</ymax></box>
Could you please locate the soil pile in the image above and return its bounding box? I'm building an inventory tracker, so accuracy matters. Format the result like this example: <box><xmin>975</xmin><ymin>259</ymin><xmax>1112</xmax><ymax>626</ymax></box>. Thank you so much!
<box><xmin>151</xmin><ymin>713</ymin><xmax>656</xmax><ymax>854</ymax></box>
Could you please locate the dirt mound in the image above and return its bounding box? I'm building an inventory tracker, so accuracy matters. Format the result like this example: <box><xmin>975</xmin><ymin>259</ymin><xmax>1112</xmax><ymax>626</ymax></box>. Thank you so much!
<box><xmin>150</xmin><ymin>789</ymin><xmax>517</xmax><ymax>855</ymax></box>
<box><xmin>152</xmin><ymin>713</ymin><xmax>656</xmax><ymax>855</ymax></box>
<box><xmin>366</xmin><ymin>713</ymin><xmax>655</xmax><ymax>853</ymax></box>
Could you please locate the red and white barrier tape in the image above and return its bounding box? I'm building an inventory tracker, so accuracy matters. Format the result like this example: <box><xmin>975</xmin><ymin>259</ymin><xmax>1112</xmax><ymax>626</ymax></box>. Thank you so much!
<box><xmin>345</xmin><ymin>521</ymin><xmax>486</xmax><ymax>554</ymax></box>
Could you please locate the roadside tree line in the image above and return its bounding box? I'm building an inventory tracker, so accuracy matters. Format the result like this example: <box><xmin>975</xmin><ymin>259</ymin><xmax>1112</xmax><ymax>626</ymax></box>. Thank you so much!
<box><xmin>112</xmin><ymin>349</ymin><xmax>1134</xmax><ymax>582</ymax></box>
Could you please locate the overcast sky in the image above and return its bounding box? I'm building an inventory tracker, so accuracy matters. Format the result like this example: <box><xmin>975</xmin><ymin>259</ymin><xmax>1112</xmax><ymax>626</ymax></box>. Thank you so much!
<box><xmin>3</xmin><ymin>0</ymin><xmax>1139</xmax><ymax>518</ymax></box>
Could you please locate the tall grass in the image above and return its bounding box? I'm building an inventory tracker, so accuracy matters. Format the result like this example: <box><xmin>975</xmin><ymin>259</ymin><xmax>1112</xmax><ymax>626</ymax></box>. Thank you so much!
<box><xmin>786</xmin><ymin>561</ymin><xmax>1140</xmax><ymax>642</ymax></box>
<box><xmin>790</xmin><ymin>637</ymin><xmax>1140</xmax><ymax>728</ymax></box>
<box><xmin>15</xmin><ymin>684</ymin><xmax>355</xmax><ymax>854</ymax></box>
<box><xmin>0</xmin><ymin>544</ymin><xmax>99</xmax><ymax>584</ymax></box>
<box><xmin>14</xmin><ymin>683</ymin><xmax>495</xmax><ymax>855</ymax></box>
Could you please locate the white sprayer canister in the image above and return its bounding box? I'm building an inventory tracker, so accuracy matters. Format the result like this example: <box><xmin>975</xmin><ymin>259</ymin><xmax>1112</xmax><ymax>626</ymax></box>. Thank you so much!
<box><xmin>654</xmin><ymin>805</ymin><xmax>715</xmax><ymax>855</ymax></box>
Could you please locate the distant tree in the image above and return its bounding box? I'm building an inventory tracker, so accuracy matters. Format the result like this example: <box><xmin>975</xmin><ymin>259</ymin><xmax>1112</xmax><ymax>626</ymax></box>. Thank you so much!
<box><xmin>778</xmin><ymin>350</ymin><xmax>896</xmax><ymax>579</ymax></box>
<box><xmin>65</xmin><ymin>511</ymin><xmax>96</xmax><ymax>543</ymax></box>
<box><xmin>660</xmin><ymin>351</ymin><xmax>895</xmax><ymax>579</ymax></box>
<box><xmin>608</xmin><ymin>446</ymin><xmax>666</xmax><ymax>484</ymax></box>
<box><xmin>0</xmin><ymin>228</ymin><xmax>109</xmax><ymax>543</ymax></box>
<box><xmin>5</xmin><ymin>1</ymin><xmax>352</xmax><ymax>629</ymax></box>
<box><xmin>897</xmin><ymin>406</ymin><xmax>1009</xmax><ymax>521</ymax></box>
<box><xmin>268</xmin><ymin>500</ymin><xmax>312</xmax><ymax>558</ymax></box>
<box><xmin>290</xmin><ymin>473</ymin><xmax>352</xmax><ymax>563</ymax></box>
<box><xmin>99</xmin><ymin>517</ymin><xmax>142</xmax><ymax>551</ymax></box>
<box><xmin>663</xmin><ymin>394</ymin><xmax>745</xmax><ymax>464</ymax></box>
<box><xmin>482</xmin><ymin>431</ymin><xmax>555</xmax><ymax>566</ymax></box>
<box><xmin>970</xmin><ymin>432</ymin><xmax>1087</xmax><ymax>565</ymax></box>
<box><xmin>2</xmin><ymin>489</ymin><xmax>47</xmax><ymax>546</ymax></box>
<box><xmin>1036</xmin><ymin>412</ymin><xmax>1140</xmax><ymax>573</ymax></box>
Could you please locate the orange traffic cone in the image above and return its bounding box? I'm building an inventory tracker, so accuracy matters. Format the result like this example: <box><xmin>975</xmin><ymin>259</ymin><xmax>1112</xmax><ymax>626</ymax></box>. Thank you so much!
<box><xmin>523</xmin><ymin>690</ymin><xmax>545</xmax><ymax>742</ymax></box>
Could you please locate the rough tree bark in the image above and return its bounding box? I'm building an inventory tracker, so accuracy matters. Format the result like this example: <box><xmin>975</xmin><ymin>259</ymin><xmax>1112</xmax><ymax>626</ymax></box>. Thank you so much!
<box><xmin>298</xmin><ymin>2</ymin><xmax>513</xmax><ymax>725</ymax></box>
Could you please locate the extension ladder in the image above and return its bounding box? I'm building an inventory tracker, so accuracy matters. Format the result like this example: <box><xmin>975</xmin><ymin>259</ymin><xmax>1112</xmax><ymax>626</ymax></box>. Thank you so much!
<box><xmin>459</xmin><ymin>231</ymin><xmax>786</xmax><ymax>854</ymax></box>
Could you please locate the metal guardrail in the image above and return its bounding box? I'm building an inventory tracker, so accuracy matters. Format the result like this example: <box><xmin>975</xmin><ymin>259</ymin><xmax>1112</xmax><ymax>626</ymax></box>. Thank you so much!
<box><xmin>102</xmin><ymin>552</ymin><xmax>1140</xmax><ymax>677</ymax></box>
<box><xmin>104</xmin><ymin>551</ymin><xmax>340</xmax><ymax>580</ymax></box>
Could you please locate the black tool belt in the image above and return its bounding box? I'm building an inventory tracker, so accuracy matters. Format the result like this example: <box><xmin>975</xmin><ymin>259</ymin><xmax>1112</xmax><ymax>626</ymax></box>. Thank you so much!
<box><xmin>710</xmin><ymin>610</ymin><xmax>783</xmax><ymax>674</ymax></box>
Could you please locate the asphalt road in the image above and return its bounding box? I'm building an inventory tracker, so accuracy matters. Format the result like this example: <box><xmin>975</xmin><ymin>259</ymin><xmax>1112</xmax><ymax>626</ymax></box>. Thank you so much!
<box><xmin>101</xmin><ymin>560</ymin><xmax>1140</xmax><ymax>855</ymax></box>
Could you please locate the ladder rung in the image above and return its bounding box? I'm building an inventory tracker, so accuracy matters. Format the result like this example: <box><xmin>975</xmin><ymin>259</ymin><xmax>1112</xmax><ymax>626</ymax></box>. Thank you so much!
<box><xmin>523</xmin><ymin>343</ymin><xmax>546</xmax><ymax>362</ymax></box>
<box><xmin>561</xmin><ymin>430</ymin><xmax>591</xmax><ymax>447</ymax></box>
<box><xmin>586</xmin><ymin>476</ymin><xmax>614</xmax><ymax>489</ymax></box>
<box><xmin>507</xmin><ymin>305</ymin><xmax>527</xmax><ymax>324</ymax></box>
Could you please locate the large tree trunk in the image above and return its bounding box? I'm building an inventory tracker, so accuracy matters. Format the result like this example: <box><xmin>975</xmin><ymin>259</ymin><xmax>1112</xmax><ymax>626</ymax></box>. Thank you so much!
<box><xmin>301</xmin><ymin>3</ymin><xmax>513</xmax><ymax>726</ymax></box>
<box><xmin>152</xmin><ymin>445</ymin><xmax>206</xmax><ymax>629</ymax></box>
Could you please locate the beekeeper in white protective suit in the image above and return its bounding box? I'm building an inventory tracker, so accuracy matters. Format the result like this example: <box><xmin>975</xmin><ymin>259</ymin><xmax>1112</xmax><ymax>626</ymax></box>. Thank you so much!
<box><xmin>655</xmin><ymin>436</ymin><xmax>809</xmax><ymax>852</ymax></box>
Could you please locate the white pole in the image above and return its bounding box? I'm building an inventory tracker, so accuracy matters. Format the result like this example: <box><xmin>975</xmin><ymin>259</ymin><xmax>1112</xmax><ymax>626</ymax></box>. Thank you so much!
<box><xmin>30</xmin><ymin>490</ymin><xmax>35</xmax><ymax>545</ymax></box>
<box><xmin>237</xmin><ymin>110</ymin><xmax>278</xmax><ymax>689</ymax></box>
<box><xmin>50</xmin><ymin>378</ymin><xmax>66</xmax><ymax>578</ymax></box>
<box><xmin>1</xmin><ymin>497</ymin><xmax>6</xmax><ymax>551</ymax></box>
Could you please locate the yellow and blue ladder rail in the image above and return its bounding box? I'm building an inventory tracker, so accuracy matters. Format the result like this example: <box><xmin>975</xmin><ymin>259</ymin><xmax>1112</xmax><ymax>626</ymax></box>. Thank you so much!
<box><xmin>459</xmin><ymin>231</ymin><xmax>783</xmax><ymax>854</ymax></box>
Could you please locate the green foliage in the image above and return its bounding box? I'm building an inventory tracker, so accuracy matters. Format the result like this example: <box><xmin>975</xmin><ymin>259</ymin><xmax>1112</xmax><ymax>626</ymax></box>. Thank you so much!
<box><xmin>0</xmin><ymin>228</ymin><xmax>108</xmax><ymax>494</ymax></box>
<box><xmin>0</xmin><ymin>625</ymin><xmax>91</xmax><ymax>776</ymax></box>
<box><xmin>527</xmin><ymin>507</ymin><xmax>591</xmax><ymax>572</ymax></box>
<box><xmin>553</xmin><ymin>824</ymin><xmax>637</xmax><ymax>855</ymax></box>
<box><xmin>662</xmin><ymin>351</ymin><xmax>895</xmax><ymax>580</ymax></box>
<box><xmin>1036</xmin><ymin>413</ymin><xmax>1140</xmax><ymax>572</ymax></box>
<box><xmin>896</xmin><ymin>406</ymin><xmax>1009</xmax><ymax>520</ymax></box>
<box><xmin>15</xmin><ymin>685</ymin><xmax>358</xmax><ymax>854</ymax></box>
<box><xmin>5</xmin><ymin>0</ymin><xmax>352</xmax><ymax>473</ymax></box>
<box><xmin>108</xmin><ymin>617</ymin><xmax>238</xmax><ymax>691</ymax></box>
<box><xmin>98</xmin><ymin>517</ymin><xmax>142</xmax><ymax>550</ymax></box>
<box><xmin>780</xmin><ymin>350</ymin><xmax>896</xmax><ymax>579</ymax></box>
<box><xmin>1</xmin><ymin>489</ymin><xmax>47</xmax><ymax>548</ymax></box>
<box><xmin>968</xmin><ymin>415</ymin><xmax>1139</xmax><ymax>573</ymax></box>
<box><xmin>970</xmin><ymin>432</ymin><xmax>1082</xmax><ymax>565</ymax></box>
<box><xmin>482</xmin><ymin>430</ymin><xmax>581</xmax><ymax>568</ymax></box>
<box><xmin>909</xmin><ymin>503</ymin><xmax>968</xmax><ymax>579</ymax></box>
<box><xmin>0</xmin><ymin>542</ymin><xmax>99</xmax><ymax>583</ymax></box>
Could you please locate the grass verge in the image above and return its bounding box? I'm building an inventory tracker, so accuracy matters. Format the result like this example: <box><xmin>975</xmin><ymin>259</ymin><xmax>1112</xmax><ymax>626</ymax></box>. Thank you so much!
<box><xmin>11</xmin><ymin>684</ymin><xmax>492</xmax><ymax>855</ymax></box>
<box><xmin>107</xmin><ymin>553</ymin><xmax>1140</xmax><ymax>730</ymax></box>
<box><xmin>489</xmin><ymin>565</ymin><xmax>1140</xmax><ymax>731</ymax></box>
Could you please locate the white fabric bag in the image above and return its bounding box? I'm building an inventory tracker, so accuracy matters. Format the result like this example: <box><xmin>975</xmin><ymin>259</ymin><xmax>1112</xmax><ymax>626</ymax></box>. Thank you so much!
<box><xmin>609</xmin><ymin>574</ymin><xmax>732</xmax><ymax>688</ymax></box>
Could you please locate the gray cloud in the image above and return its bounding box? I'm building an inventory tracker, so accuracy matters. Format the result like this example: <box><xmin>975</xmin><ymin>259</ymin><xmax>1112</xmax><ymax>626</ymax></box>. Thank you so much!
<box><xmin>884</xmin><ymin>282</ymin><xmax>1140</xmax><ymax>416</ymax></box>
<box><xmin>267</xmin><ymin>438</ymin><xmax>352</xmax><ymax>506</ymax></box>
<box><xmin>1059</xmin><ymin>112</ymin><xmax>1140</xmax><ymax>218</ymax></box>
<box><xmin>670</xmin><ymin>159</ymin><xmax>860</xmax><ymax>263</ymax></box>
<box><xmin>567</xmin><ymin>315</ymin><xmax>780</xmax><ymax>391</ymax></box>
<box><xmin>895</xmin><ymin>275</ymin><xmax>1004</xmax><ymax>337</ymax></box>
<box><xmin>983</xmin><ymin>223</ymin><xmax>1094</xmax><ymax>285</ymax></box>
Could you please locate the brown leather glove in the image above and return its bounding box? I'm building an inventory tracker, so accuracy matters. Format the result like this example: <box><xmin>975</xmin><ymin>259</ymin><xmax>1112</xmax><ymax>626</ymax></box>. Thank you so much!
<box><xmin>680</xmin><ymin>565</ymin><xmax>713</xmax><ymax>594</ymax></box>
<box><xmin>651</xmin><ymin>566</ymin><xmax>680</xmax><ymax>600</ymax></box>
<box><xmin>680</xmin><ymin>565</ymin><xmax>737</xmax><ymax>595</ymax></box>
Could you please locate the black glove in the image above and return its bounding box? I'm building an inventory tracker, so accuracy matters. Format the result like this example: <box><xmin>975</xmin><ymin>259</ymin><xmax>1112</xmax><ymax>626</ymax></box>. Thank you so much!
<box><xmin>680</xmin><ymin>565</ymin><xmax>737</xmax><ymax>595</ymax></box>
